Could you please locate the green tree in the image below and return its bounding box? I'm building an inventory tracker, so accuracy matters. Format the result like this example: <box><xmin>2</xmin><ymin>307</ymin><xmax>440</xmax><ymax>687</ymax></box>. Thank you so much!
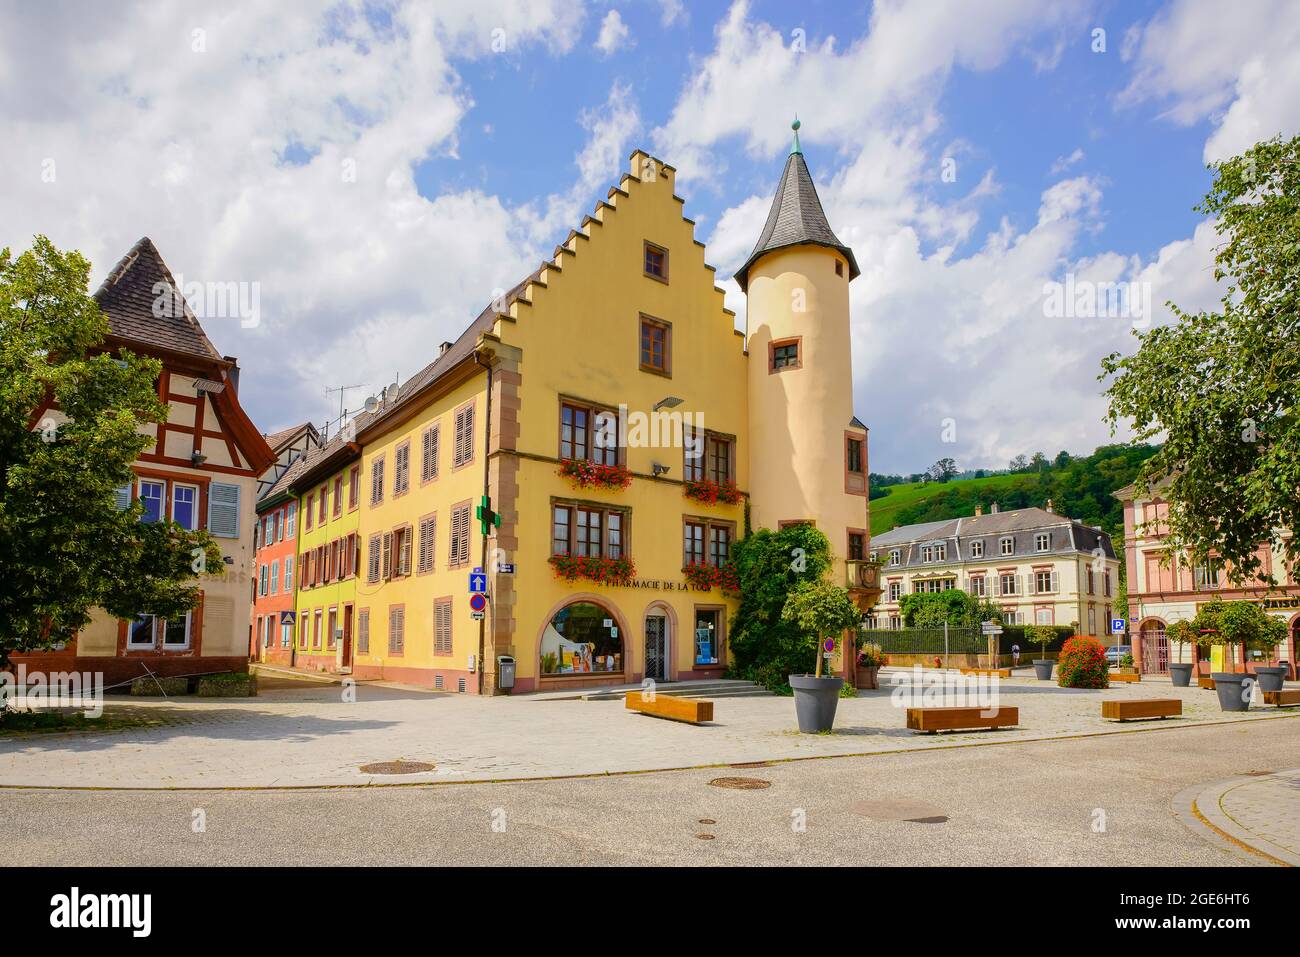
<box><xmin>1101</xmin><ymin>134</ymin><xmax>1300</xmax><ymax>582</ymax></box>
<box><xmin>898</xmin><ymin>589</ymin><xmax>977</xmax><ymax>627</ymax></box>
<box><xmin>1025</xmin><ymin>624</ymin><xmax>1055</xmax><ymax>662</ymax></box>
<box><xmin>728</xmin><ymin>524</ymin><xmax>833</xmax><ymax>686</ymax></box>
<box><xmin>0</xmin><ymin>236</ymin><xmax>222</xmax><ymax>669</ymax></box>
<box><xmin>781</xmin><ymin>579</ymin><xmax>862</xmax><ymax>678</ymax></box>
<box><xmin>1185</xmin><ymin>598</ymin><xmax>1287</xmax><ymax>672</ymax></box>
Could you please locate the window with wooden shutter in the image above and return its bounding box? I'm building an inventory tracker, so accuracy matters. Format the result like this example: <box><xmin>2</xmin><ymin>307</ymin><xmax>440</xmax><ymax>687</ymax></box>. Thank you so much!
<box><xmin>434</xmin><ymin>598</ymin><xmax>452</xmax><ymax>655</ymax></box>
<box><xmin>394</xmin><ymin>441</ymin><xmax>410</xmax><ymax>495</ymax></box>
<box><xmin>418</xmin><ymin>514</ymin><xmax>437</xmax><ymax>573</ymax></box>
<box><xmin>357</xmin><ymin>609</ymin><xmax>370</xmax><ymax>655</ymax></box>
<box><xmin>348</xmin><ymin>466</ymin><xmax>359</xmax><ymax>509</ymax></box>
<box><xmin>114</xmin><ymin>484</ymin><xmax>132</xmax><ymax>510</ymax></box>
<box><xmin>367</xmin><ymin>534</ymin><xmax>381</xmax><ymax>583</ymax></box>
<box><xmin>454</xmin><ymin>404</ymin><xmax>474</xmax><ymax>467</ymax></box>
<box><xmin>450</xmin><ymin>503</ymin><xmax>470</xmax><ymax>567</ymax></box>
<box><xmin>333</xmin><ymin>476</ymin><xmax>343</xmax><ymax>517</ymax></box>
<box><xmin>421</xmin><ymin>424</ymin><xmax>439</xmax><ymax>482</ymax></box>
<box><xmin>396</xmin><ymin>526</ymin><xmax>412</xmax><ymax>577</ymax></box>
<box><xmin>371</xmin><ymin>456</ymin><xmax>385</xmax><ymax>505</ymax></box>
<box><xmin>388</xmin><ymin>605</ymin><xmax>405</xmax><ymax>655</ymax></box>
<box><xmin>207</xmin><ymin>482</ymin><xmax>241</xmax><ymax>538</ymax></box>
<box><xmin>381</xmin><ymin>531</ymin><xmax>393</xmax><ymax>580</ymax></box>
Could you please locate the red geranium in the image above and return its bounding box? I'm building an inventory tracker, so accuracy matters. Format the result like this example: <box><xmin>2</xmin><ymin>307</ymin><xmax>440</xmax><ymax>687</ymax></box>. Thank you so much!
<box><xmin>683</xmin><ymin>479</ymin><xmax>742</xmax><ymax>506</ymax></box>
<box><xmin>548</xmin><ymin>554</ymin><xmax>636</xmax><ymax>585</ymax></box>
<box><xmin>558</xmin><ymin>458</ymin><xmax>632</xmax><ymax>491</ymax></box>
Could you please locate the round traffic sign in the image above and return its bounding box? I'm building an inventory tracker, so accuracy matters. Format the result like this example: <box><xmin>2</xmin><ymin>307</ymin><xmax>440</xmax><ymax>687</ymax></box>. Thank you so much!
<box><xmin>469</xmin><ymin>593</ymin><xmax>487</xmax><ymax>612</ymax></box>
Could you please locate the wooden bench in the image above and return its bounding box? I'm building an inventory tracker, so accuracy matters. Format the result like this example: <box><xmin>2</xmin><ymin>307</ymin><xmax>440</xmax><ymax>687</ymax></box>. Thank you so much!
<box><xmin>1101</xmin><ymin>699</ymin><xmax>1181</xmax><ymax>721</ymax></box>
<box><xmin>1262</xmin><ymin>690</ymin><xmax>1300</xmax><ymax>707</ymax></box>
<box><xmin>1109</xmin><ymin>672</ymin><xmax>1141</xmax><ymax>683</ymax></box>
<box><xmin>1198</xmin><ymin>676</ymin><xmax>1217</xmax><ymax>690</ymax></box>
<box><xmin>624</xmin><ymin>691</ymin><xmax>713</xmax><ymax>725</ymax></box>
<box><xmin>906</xmin><ymin>706</ymin><xmax>1018</xmax><ymax>733</ymax></box>
<box><xmin>958</xmin><ymin>668</ymin><xmax>1012</xmax><ymax>679</ymax></box>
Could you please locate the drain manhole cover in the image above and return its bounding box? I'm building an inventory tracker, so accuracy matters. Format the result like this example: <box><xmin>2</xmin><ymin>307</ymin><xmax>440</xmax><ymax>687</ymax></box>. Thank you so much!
<box><xmin>848</xmin><ymin>799</ymin><xmax>948</xmax><ymax>823</ymax></box>
<box><xmin>708</xmin><ymin>776</ymin><xmax>771</xmax><ymax>790</ymax></box>
<box><xmin>359</xmin><ymin>760</ymin><xmax>436</xmax><ymax>775</ymax></box>
<box><xmin>698</xmin><ymin>818</ymin><xmax>717</xmax><ymax>824</ymax></box>
<box><xmin>695</xmin><ymin>833</ymin><xmax>716</xmax><ymax>840</ymax></box>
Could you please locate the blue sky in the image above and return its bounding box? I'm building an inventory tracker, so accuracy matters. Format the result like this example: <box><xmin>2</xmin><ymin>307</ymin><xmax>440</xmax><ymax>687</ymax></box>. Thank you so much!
<box><xmin>3</xmin><ymin>0</ymin><xmax>1297</xmax><ymax>473</ymax></box>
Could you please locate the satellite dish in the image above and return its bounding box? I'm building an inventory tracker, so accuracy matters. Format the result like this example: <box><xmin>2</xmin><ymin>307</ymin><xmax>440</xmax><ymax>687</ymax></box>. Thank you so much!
<box><xmin>363</xmin><ymin>395</ymin><xmax>379</xmax><ymax>413</ymax></box>
<box><xmin>388</xmin><ymin>381</ymin><xmax>399</xmax><ymax>399</ymax></box>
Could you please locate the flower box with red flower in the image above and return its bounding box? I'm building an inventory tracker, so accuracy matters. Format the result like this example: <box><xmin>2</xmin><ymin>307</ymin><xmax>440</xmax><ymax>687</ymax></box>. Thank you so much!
<box><xmin>548</xmin><ymin>554</ymin><xmax>636</xmax><ymax>585</ymax></box>
<box><xmin>558</xmin><ymin>458</ymin><xmax>632</xmax><ymax>491</ymax></box>
<box><xmin>683</xmin><ymin>479</ymin><xmax>741</xmax><ymax>506</ymax></box>
<box><xmin>682</xmin><ymin>561</ymin><xmax>740</xmax><ymax>596</ymax></box>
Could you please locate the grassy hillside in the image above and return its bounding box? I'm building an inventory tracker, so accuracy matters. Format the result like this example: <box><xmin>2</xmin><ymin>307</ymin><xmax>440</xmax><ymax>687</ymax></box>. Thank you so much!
<box><xmin>868</xmin><ymin>444</ymin><xmax>1160</xmax><ymax>539</ymax></box>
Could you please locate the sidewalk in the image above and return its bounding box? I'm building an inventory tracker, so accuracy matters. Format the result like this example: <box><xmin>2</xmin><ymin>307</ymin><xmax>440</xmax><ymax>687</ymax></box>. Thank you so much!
<box><xmin>1174</xmin><ymin>769</ymin><xmax>1300</xmax><ymax>866</ymax></box>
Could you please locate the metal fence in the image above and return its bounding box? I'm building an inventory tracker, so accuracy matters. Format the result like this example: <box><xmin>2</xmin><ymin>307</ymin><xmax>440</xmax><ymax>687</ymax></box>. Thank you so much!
<box><xmin>858</xmin><ymin>627</ymin><xmax>986</xmax><ymax>655</ymax></box>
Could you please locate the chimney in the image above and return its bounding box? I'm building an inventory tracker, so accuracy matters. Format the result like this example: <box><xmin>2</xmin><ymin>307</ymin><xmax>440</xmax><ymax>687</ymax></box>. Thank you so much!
<box><xmin>990</xmin><ymin>502</ymin><xmax>1000</xmax><ymax>514</ymax></box>
<box><xmin>1045</xmin><ymin>499</ymin><xmax>1054</xmax><ymax>514</ymax></box>
<box><xmin>439</xmin><ymin>341</ymin><xmax>453</xmax><ymax>357</ymax></box>
<box><xmin>224</xmin><ymin>357</ymin><xmax>240</xmax><ymax>394</ymax></box>
<box><xmin>974</xmin><ymin>505</ymin><xmax>983</xmax><ymax>517</ymax></box>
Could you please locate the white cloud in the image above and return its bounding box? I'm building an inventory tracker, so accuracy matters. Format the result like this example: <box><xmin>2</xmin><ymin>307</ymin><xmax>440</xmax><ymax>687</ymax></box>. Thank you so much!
<box><xmin>0</xmin><ymin>0</ymin><xmax>587</xmax><ymax>435</ymax></box>
<box><xmin>1050</xmin><ymin>148</ymin><xmax>1085</xmax><ymax>174</ymax></box>
<box><xmin>660</xmin><ymin>0</ymin><xmax>687</xmax><ymax>27</ymax></box>
<box><xmin>595</xmin><ymin>10</ymin><xmax>632</xmax><ymax>57</ymax></box>
<box><xmin>1118</xmin><ymin>0</ymin><xmax>1300</xmax><ymax>161</ymax></box>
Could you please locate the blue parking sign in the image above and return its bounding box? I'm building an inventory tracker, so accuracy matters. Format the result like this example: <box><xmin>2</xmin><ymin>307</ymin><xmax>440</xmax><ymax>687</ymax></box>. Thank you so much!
<box><xmin>1111</xmin><ymin>618</ymin><xmax>1126</xmax><ymax>633</ymax></box>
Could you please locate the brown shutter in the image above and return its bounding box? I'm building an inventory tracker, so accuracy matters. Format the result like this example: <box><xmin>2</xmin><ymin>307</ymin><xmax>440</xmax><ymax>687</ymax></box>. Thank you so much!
<box><xmin>381</xmin><ymin>532</ymin><xmax>392</xmax><ymax>580</ymax></box>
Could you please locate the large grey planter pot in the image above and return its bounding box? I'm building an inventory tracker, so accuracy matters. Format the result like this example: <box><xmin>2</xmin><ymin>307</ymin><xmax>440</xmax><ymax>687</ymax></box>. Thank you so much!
<box><xmin>790</xmin><ymin>675</ymin><xmax>844</xmax><ymax>733</ymax></box>
<box><xmin>1032</xmin><ymin>660</ymin><xmax>1054</xmax><ymax>681</ymax></box>
<box><xmin>1253</xmin><ymin>667</ymin><xmax>1287</xmax><ymax>693</ymax></box>
<box><xmin>1169</xmin><ymin>663</ymin><xmax>1194</xmax><ymax>687</ymax></box>
<box><xmin>1212</xmin><ymin>673</ymin><xmax>1255</xmax><ymax>712</ymax></box>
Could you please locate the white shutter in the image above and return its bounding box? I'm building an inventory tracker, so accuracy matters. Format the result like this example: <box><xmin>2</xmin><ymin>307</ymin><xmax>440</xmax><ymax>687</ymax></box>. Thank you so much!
<box><xmin>1051</xmin><ymin>571</ymin><xmax>1059</xmax><ymax>593</ymax></box>
<box><xmin>114</xmin><ymin>484</ymin><xmax>132</xmax><ymax>510</ymax></box>
<box><xmin>208</xmin><ymin>482</ymin><xmax>241</xmax><ymax>538</ymax></box>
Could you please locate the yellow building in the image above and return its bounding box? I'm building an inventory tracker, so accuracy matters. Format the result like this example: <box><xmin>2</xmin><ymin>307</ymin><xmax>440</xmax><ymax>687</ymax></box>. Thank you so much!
<box><xmin>338</xmin><ymin>127</ymin><xmax>875</xmax><ymax>693</ymax></box>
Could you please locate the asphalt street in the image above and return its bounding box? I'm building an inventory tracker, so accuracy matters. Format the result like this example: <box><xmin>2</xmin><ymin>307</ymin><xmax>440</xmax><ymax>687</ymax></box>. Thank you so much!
<box><xmin>7</xmin><ymin>718</ymin><xmax>1297</xmax><ymax>866</ymax></box>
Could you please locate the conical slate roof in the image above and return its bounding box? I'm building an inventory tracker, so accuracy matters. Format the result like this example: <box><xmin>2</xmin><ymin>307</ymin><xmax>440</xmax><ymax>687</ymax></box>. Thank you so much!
<box><xmin>734</xmin><ymin>133</ymin><xmax>859</xmax><ymax>292</ymax></box>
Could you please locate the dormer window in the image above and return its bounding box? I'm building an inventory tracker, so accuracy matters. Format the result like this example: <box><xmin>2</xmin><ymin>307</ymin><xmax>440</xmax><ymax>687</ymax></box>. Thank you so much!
<box><xmin>1000</xmin><ymin>536</ymin><xmax>1014</xmax><ymax>556</ymax></box>
<box><xmin>1035</xmin><ymin>532</ymin><xmax>1050</xmax><ymax>552</ymax></box>
<box><xmin>888</xmin><ymin>549</ymin><xmax>900</xmax><ymax>566</ymax></box>
<box><xmin>970</xmin><ymin>540</ymin><xmax>984</xmax><ymax>558</ymax></box>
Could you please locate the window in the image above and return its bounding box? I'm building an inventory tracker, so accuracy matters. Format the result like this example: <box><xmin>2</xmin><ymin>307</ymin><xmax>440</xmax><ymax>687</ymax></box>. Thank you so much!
<box><xmin>172</xmin><ymin>484</ymin><xmax>198</xmax><ymax>530</ymax></box>
<box><xmin>327</xmin><ymin>608</ymin><xmax>338</xmax><ymax>649</ymax></box>
<box><xmin>348</xmin><ymin>466</ymin><xmax>359</xmax><ymax>510</ymax></box>
<box><xmin>333</xmin><ymin>476</ymin><xmax>343</xmax><ymax>517</ymax></box>
<box><xmin>835</xmin><ymin>259</ymin><xmax>844</xmax><ymax>277</ymax></box>
<box><xmin>551</xmin><ymin>504</ymin><xmax>627</xmax><ymax>560</ymax></box>
<box><xmin>367</xmin><ymin>535</ymin><xmax>381</xmax><ymax>583</ymax></box>
<box><xmin>128</xmin><ymin>614</ymin><xmax>155</xmax><ymax>648</ymax></box>
<box><xmin>1194</xmin><ymin>561</ymin><xmax>1222</xmax><ymax>589</ymax></box>
<box><xmin>1035</xmin><ymin>607</ymin><xmax>1054</xmax><ymax>626</ymax></box>
<box><xmin>370</xmin><ymin>456</ymin><xmax>385</xmax><ymax>505</ymax></box>
<box><xmin>454</xmin><ymin>403</ymin><xmax>475</xmax><ymax>468</ymax></box>
<box><xmin>284</xmin><ymin>556</ymin><xmax>294</xmax><ymax>592</ymax></box>
<box><xmin>421</xmin><ymin>424</ymin><xmax>439</xmax><ymax>483</ymax></box>
<box><xmin>388</xmin><ymin>605</ymin><xmax>405</xmax><ymax>656</ymax></box>
<box><xmin>769</xmin><ymin>337</ymin><xmax>801</xmax><ymax>372</ymax></box>
<box><xmin>1000</xmin><ymin>573</ymin><xmax>1019</xmax><ymax>596</ymax></box>
<box><xmin>683</xmin><ymin>428</ymin><xmax>732</xmax><ymax>484</ymax></box>
<box><xmin>541</xmin><ymin>601</ymin><xmax>623</xmax><ymax>675</ymax></box>
<box><xmin>1034</xmin><ymin>570</ymin><xmax>1056</xmax><ymax>594</ymax></box>
<box><xmin>643</xmin><ymin>241</ymin><xmax>668</xmax><ymax>281</ymax></box>
<box><xmin>418</xmin><ymin>514</ymin><xmax>437</xmax><ymax>573</ymax></box>
<box><xmin>1004</xmin><ymin>609</ymin><xmax>1023</xmax><ymax>626</ymax></box>
<box><xmin>313</xmin><ymin>609</ymin><xmax>322</xmax><ymax>649</ymax></box>
<box><xmin>299</xmin><ymin>615</ymin><xmax>308</xmax><ymax>649</ymax></box>
<box><xmin>684</xmin><ymin>521</ymin><xmax>704</xmax><ymax>566</ymax></box>
<box><xmin>274</xmin><ymin>509</ymin><xmax>283</xmax><ymax>542</ymax></box>
<box><xmin>694</xmin><ymin>608</ymin><xmax>721</xmax><ymax>666</ymax></box>
<box><xmin>258</xmin><ymin>564</ymin><xmax>269</xmax><ymax>596</ymax></box>
<box><xmin>392</xmin><ymin>525</ymin><xmax>412</xmax><ymax>577</ymax></box>
<box><xmin>394</xmin><ymin>442</ymin><xmax>410</xmax><ymax>495</ymax></box>
<box><xmin>286</xmin><ymin>502</ymin><xmax>296</xmax><ymax>538</ymax></box>
<box><xmin>139</xmin><ymin>480</ymin><xmax>165</xmax><ymax>523</ymax></box>
<box><xmin>269</xmin><ymin>560</ymin><xmax>279</xmax><ymax>595</ymax></box>
<box><xmin>921</xmin><ymin>545</ymin><xmax>933</xmax><ymax>563</ymax></box>
<box><xmin>888</xmin><ymin>582</ymin><xmax>902</xmax><ymax>602</ymax></box>
<box><xmin>1000</xmin><ymin>537</ymin><xmax>1014</xmax><ymax>556</ymax></box>
<box><xmin>281</xmin><ymin>619</ymin><xmax>292</xmax><ymax>648</ymax></box>
<box><xmin>639</xmin><ymin>315</ymin><xmax>671</xmax><ymax>375</ymax></box>
<box><xmin>1035</xmin><ymin>532</ymin><xmax>1050</xmax><ymax>552</ymax></box>
<box><xmin>561</xmin><ymin>401</ymin><xmax>620</xmax><ymax>467</ymax></box>
<box><xmin>206</xmin><ymin>482</ymin><xmax>240</xmax><ymax>538</ymax></box>
<box><xmin>1104</xmin><ymin>571</ymin><xmax>1112</xmax><ymax>597</ymax></box>
<box><xmin>888</xmin><ymin>549</ymin><xmax>901</xmax><ymax>567</ymax></box>
<box><xmin>1088</xmin><ymin>607</ymin><xmax>1097</xmax><ymax>634</ymax></box>
<box><xmin>936</xmin><ymin>543</ymin><xmax>947</xmax><ymax>561</ymax></box>
<box><xmin>449</xmin><ymin>502</ymin><xmax>471</xmax><ymax>567</ymax></box>
<box><xmin>318</xmin><ymin>485</ymin><xmax>327</xmax><ymax>523</ymax></box>
<box><xmin>434</xmin><ymin>598</ymin><xmax>452</xmax><ymax>656</ymax></box>
<box><xmin>305</xmin><ymin>494</ymin><xmax>315</xmax><ymax>530</ymax></box>
<box><xmin>683</xmin><ymin>424</ymin><xmax>704</xmax><ymax>481</ymax></box>
<box><xmin>970</xmin><ymin>540</ymin><xmax>984</xmax><ymax>559</ymax></box>
<box><xmin>848</xmin><ymin>532</ymin><xmax>865</xmax><ymax>561</ymax></box>
<box><xmin>846</xmin><ymin>438</ymin><xmax>864</xmax><ymax>475</ymax></box>
<box><xmin>709</xmin><ymin>525</ymin><xmax>731</xmax><ymax>567</ymax></box>
<box><xmin>707</xmin><ymin>435</ymin><xmax>732</xmax><ymax>485</ymax></box>
<box><xmin>357</xmin><ymin>609</ymin><xmax>369</xmax><ymax>655</ymax></box>
<box><xmin>969</xmin><ymin>575</ymin><xmax>986</xmax><ymax>597</ymax></box>
<box><xmin>162</xmin><ymin>613</ymin><xmax>190</xmax><ymax>648</ymax></box>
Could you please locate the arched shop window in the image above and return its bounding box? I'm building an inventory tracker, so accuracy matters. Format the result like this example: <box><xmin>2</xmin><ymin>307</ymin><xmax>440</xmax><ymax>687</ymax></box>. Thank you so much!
<box><xmin>540</xmin><ymin>601</ymin><xmax>623</xmax><ymax>675</ymax></box>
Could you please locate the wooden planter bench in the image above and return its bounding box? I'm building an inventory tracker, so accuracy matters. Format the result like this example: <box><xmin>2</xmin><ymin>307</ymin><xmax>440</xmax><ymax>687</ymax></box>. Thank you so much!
<box><xmin>1262</xmin><ymin>690</ymin><xmax>1300</xmax><ymax>707</ymax></box>
<box><xmin>1198</xmin><ymin>676</ymin><xmax>1217</xmax><ymax>690</ymax></box>
<box><xmin>1109</xmin><ymin>672</ymin><xmax>1141</xmax><ymax>683</ymax></box>
<box><xmin>624</xmin><ymin>692</ymin><xmax>713</xmax><ymax>725</ymax></box>
<box><xmin>906</xmin><ymin>705</ymin><xmax>1018</xmax><ymax>733</ymax></box>
<box><xmin>1101</xmin><ymin>699</ymin><xmax>1181</xmax><ymax>721</ymax></box>
<box><xmin>958</xmin><ymin>668</ymin><xmax>1012</xmax><ymax>679</ymax></box>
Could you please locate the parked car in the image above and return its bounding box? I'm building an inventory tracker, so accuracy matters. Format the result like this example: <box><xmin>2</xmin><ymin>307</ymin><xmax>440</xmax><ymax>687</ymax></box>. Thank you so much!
<box><xmin>1104</xmin><ymin>644</ymin><xmax>1132</xmax><ymax>666</ymax></box>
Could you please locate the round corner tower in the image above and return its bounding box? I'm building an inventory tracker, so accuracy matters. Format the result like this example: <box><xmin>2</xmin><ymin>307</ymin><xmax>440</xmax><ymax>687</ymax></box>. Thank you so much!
<box><xmin>739</xmin><ymin>121</ymin><xmax>870</xmax><ymax>567</ymax></box>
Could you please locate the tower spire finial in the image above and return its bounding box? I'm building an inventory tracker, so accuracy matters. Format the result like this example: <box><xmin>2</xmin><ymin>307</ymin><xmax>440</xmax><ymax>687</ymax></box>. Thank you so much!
<box><xmin>790</xmin><ymin>117</ymin><xmax>802</xmax><ymax>155</ymax></box>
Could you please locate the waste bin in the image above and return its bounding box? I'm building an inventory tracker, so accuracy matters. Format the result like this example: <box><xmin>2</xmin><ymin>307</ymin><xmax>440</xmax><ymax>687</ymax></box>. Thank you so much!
<box><xmin>497</xmin><ymin>655</ymin><xmax>515</xmax><ymax>691</ymax></box>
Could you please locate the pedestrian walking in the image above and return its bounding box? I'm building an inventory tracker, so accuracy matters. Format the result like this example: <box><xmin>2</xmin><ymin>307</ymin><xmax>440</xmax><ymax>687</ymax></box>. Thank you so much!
<box><xmin>1011</xmin><ymin>643</ymin><xmax>1021</xmax><ymax>668</ymax></box>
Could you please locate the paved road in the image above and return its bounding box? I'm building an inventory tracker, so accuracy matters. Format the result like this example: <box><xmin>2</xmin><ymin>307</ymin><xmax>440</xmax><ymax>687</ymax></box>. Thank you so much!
<box><xmin>7</xmin><ymin>719</ymin><xmax>1296</xmax><ymax>866</ymax></box>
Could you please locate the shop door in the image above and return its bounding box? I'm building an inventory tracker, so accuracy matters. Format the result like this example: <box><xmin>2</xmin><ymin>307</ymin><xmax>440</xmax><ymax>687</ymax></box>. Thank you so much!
<box><xmin>645</xmin><ymin>615</ymin><xmax>667</xmax><ymax>682</ymax></box>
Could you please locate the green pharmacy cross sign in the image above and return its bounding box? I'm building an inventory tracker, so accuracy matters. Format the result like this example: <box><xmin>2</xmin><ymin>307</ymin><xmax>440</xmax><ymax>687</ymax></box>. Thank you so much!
<box><xmin>476</xmin><ymin>495</ymin><xmax>502</xmax><ymax>536</ymax></box>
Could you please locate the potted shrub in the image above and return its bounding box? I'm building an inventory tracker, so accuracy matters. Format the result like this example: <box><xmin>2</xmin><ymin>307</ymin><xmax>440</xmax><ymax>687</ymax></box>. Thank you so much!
<box><xmin>781</xmin><ymin>578</ymin><xmax>861</xmax><ymax>732</ymax></box>
<box><xmin>1165</xmin><ymin>619</ymin><xmax>1197</xmax><ymax>687</ymax></box>
<box><xmin>1057</xmin><ymin>635</ymin><xmax>1109</xmax><ymax>689</ymax></box>
<box><xmin>1026</xmin><ymin>624</ymin><xmax>1055</xmax><ymax>680</ymax></box>
<box><xmin>1191</xmin><ymin>599</ymin><xmax>1287</xmax><ymax>711</ymax></box>
<box><xmin>855</xmin><ymin>641</ymin><xmax>885</xmax><ymax>690</ymax></box>
<box><xmin>1117</xmin><ymin>652</ymin><xmax>1136</xmax><ymax>674</ymax></box>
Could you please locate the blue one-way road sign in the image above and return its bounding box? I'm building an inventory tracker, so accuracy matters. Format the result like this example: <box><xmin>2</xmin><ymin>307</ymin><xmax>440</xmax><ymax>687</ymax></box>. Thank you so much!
<box><xmin>469</xmin><ymin>572</ymin><xmax>487</xmax><ymax>593</ymax></box>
